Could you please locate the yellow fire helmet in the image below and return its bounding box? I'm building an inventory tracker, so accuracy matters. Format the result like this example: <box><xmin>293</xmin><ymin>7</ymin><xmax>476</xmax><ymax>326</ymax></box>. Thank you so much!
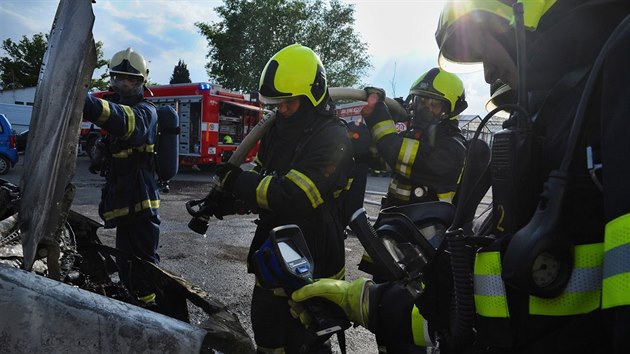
<box><xmin>409</xmin><ymin>68</ymin><xmax>467</xmax><ymax>119</ymax></box>
<box><xmin>109</xmin><ymin>47</ymin><xmax>149</xmax><ymax>82</ymax></box>
<box><xmin>435</xmin><ymin>0</ymin><xmax>557</xmax><ymax>71</ymax></box>
<box><xmin>258</xmin><ymin>44</ymin><xmax>327</xmax><ymax>107</ymax></box>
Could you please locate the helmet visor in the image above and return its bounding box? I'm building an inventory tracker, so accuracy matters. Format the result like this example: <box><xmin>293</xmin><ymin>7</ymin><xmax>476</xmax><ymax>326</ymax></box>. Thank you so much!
<box><xmin>438</xmin><ymin>52</ymin><xmax>484</xmax><ymax>74</ymax></box>
<box><xmin>436</xmin><ymin>0</ymin><xmax>512</xmax><ymax>72</ymax></box>
<box><xmin>111</xmin><ymin>73</ymin><xmax>144</xmax><ymax>97</ymax></box>
<box><xmin>259</xmin><ymin>95</ymin><xmax>301</xmax><ymax>105</ymax></box>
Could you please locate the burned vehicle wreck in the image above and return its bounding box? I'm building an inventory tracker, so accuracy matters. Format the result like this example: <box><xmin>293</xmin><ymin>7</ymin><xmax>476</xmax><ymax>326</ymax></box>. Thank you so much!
<box><xmin>0</xmin><ymin>179</ymin><xmax>254</xmax><ymax>353</ymax></box>
<box><xmin>0</xmin><ymin>1</ymin><xmax>253</xmax><ymax>352</ymax></box>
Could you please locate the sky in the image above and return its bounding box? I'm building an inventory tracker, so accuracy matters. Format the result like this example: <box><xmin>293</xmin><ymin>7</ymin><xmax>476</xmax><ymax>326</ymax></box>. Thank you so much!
<box><xmin>0</xmin><ymin>0</ymin><xmax>490</xmax><ymax>115</ymax></box>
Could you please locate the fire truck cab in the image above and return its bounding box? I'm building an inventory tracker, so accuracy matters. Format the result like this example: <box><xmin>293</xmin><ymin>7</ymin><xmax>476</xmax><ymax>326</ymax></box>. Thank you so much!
<box><xmin>83</xmin><ymin>82</ymin><xmax>263</xmax><ymax>169</ymax></box>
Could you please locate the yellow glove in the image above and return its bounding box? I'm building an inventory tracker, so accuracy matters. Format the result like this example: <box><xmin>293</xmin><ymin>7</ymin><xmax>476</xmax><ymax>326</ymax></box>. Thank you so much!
<box><xmin>290</xmin><ymin>278</ymin><xmax>372</xmax><ymax>327</ymax></box>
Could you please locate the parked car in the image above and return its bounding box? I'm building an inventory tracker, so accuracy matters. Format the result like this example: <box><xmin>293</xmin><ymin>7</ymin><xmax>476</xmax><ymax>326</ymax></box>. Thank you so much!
<box><xmin>0</xmin><ymin>114</ymin><xmax>19</xmax><ymax>174</ymax></box>
<box><xmin>16</xmin><ymin>129</ymin><xmax>28</xmax><ymax>153</ymax></box>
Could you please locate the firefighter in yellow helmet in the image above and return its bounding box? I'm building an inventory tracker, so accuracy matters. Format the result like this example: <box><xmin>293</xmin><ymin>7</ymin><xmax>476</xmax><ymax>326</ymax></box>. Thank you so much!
<box><xmin>212</xmin><ymin>43</ymin><xmax>353</xmax><ymax>353</ymax></box>
<box><xmin>289</xmin><ymin>1</ymin><xmax>630</xmax><ymax>353</ymax></box>
<box><xmin>365</xmin><ymin>68</ymin><xmax>467</xmax><ymax>208</ymax></box>
<box><xmin>83</xmin><ymin>48</ymin><xmax>161</xmax><ymax>308</ymax></box>
<box><xmin>357</xmin><ymin>68</ymin><xmax>467</xmax><ymax>354</ymax></box>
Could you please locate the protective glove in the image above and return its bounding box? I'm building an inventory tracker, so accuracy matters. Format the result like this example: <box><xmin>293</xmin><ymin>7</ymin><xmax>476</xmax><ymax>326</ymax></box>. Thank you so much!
<box><xmin>213</xmin><ymin>191</ymin><xmax>249</xmax><ymax>219</ymax></box>
<box><xmin>88</xmin><ymin>138</ymin><xmax>108</xmax><ymax>175</ymax></box>
<box><xmin>214</xmin><ymin>162</ymin><xmax>242</xmax><ymax>193</ymax></box>
<box><xmin>290</xmin><ymin>278</ymin><xmax>373</xmax><ymax>328</ymax></box>
<box><xmin>361</xmin><ymin>87</ymin><xmax>386</xmax><ymax>117</ymax></box>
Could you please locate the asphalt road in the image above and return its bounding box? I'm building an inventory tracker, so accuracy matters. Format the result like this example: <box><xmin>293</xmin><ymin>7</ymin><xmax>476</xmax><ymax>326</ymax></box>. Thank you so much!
<box><xmin>5</xmin><ymin>154</ymin><xmax>390</xmax><ymax>353</ymax></box>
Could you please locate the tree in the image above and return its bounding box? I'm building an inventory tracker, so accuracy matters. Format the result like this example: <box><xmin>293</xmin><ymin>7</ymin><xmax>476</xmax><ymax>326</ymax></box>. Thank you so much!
<box><xmin>169</xmin><ymin>60</ymin><xmax>192</xmax><ymax>84</ymax></box>
<box><xmin>0</xmin><ymin>34</ymin><xmax>47</xmax><ymax>89</ymax></box>
<box><xmin>0</xmin><ymin>33</ymin><xmax>108</xmax><ymax>90</ymax></box>
<box><xmin>196</xmin><ymin>0</ymin><xmax>371</xmax><ymax>92</ymax></box>
<box><xmin>91</xmin><ymin>41</ymin><xmax>111</xmax><ymax>91</ymax></box>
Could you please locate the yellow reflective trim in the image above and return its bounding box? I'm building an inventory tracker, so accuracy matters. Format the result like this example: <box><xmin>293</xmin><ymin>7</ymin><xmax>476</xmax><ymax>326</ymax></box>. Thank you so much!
<box><xmin>603</xmin><ymin>273</ymin><xmax>630</xmax><ymax>309</ymax></box>
<box><xmin>111</xmin><ymin>144</ymin><xmax>155</xmax><ymax>158</ymax></box>
<box><xmin>388</xmin><ymin>179</ymin><xmax>412</xmax><ymax>200</ymax></box>
<box><xmin>134</xmin><ymin>199</ymin><xmax>160</xmax><ymax>212</ymax></box>
<box><xmin>137</xmin><ymin>292</ymin><xmax>156</xmax><ymax>304</ymax></box>
<box><xmin>95</xmin><ymin>100</ymin><xmax>111</xmax><ymax>125</ymax></box>
<box><xmin>112</xmin><ymin>148</ymin><xmax>133</xmax><ymax>158</ymax></box>
<box><xmin>396</xmin><ymin>138</ymin><xmax>419</xmax><ymax>178</ymax></box>
<box><xmin>530</xmin><ymin>291</ymin><xmax>601</xmax><ymax>316</ymax></box>
<box><xmin>256</xmin><ymin>175</ymin><xmax>273</xmax><ymax>210</ymax></box>
<box><xmin>371</xmin><ymin>120</ymin><xmax>397</xmax><ymax>142</ymax></box>
<box><xmin>411</xmin><ymin>305</ymin><xmax>430</xmax><ymax>347</ymax></box>
<box><xmin>474</xmin><ymin>251</ymin><xmax>509</xmax><ymax>318</ymax></box>
<box><xmin>103</xmin><ymin>206</ymin><xmax>130</xmax><ymax>220</ymax></box>
<box><xmin>437</xmin><ymin>191</ymin><xmax>455</xmax><ymax>203</ymax></box>
<box><xmin>121</xmin><ymin>105</ymin><xmax>136</xmax><ymax>140</ymax></box>
<box><xmin>334</xmin><ymin>178</ymin><xmax>353</xmax><ymax>198</ymax></box>
<box><xmin>530</xmin><ymin>243</ymin><xmax>602</xmax><ymax>315</ymax></box>
<box><xmin>254</xmin><ymin>155</ymin><xmax>262</xmax><ymax>167</ymax></box>
<box><xmin>286</xmin><ymin>169</ymin><xmax>323</xmax><ymax>208</ymax></box>
<box><xmin>604</xmin><ymin>213</ymin><xmax>630</xmax><ymax>251</ymax></box>
<box><xmin>603</xmin><ymin>213</ymin><xmax>630</xmax><ymax>308</ymax></box>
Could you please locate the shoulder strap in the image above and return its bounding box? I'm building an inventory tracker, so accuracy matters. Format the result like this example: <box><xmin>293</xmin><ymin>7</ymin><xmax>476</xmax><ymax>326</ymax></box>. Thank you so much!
<box><xmin>290</xmin><ymin>116</ymin><xmax>341</xmax><ymax>165</ymax></box>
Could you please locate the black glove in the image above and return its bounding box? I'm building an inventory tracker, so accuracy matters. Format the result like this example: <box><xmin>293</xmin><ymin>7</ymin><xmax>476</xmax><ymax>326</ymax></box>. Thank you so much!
<box><xmin>88</xmin><ymin>138</ymin><xmax>109</xmax><ymax>175</ymax></box>
<box><xmin>215</xmin><ymin>163</ymin><xmax>243</xmax><ymax>193</ymax></box>
<box><xmin>364</xmin><ymin>87</ymin><xmax>386</xmax><ymax>102</ymax></box>
<box><xmin>211</xmin><ymin>190</ymin><xmax>250</xmax><ymax>219</ymax></box>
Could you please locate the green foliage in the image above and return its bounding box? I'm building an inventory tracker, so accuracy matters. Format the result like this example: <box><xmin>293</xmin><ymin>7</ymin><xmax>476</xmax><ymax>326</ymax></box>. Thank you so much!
<box><xmin>0</xmin><ymin>34</ymin><xmax>47</xmax><ymax>89</ymax></box>
<box><xmin>91</xmin><ymin>41</ymin><xmax>110</xmax><ymax>91</ymax></box>
<box><xmin>169</xmin><ymin>59</ymin><xmax>192</xmax><ymax>84</ymax></box>
<box><xmin>195</xmin><ymin>0</ymin><xmax>371</xmax><ymax>92</ymax></box>
<box><xmin>0</xmin><ymin>33</ymin><xmax>108</xmax><ymax>90</ymax></box>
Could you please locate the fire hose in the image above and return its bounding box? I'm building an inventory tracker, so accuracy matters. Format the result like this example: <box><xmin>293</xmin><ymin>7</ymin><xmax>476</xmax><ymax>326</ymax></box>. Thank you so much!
<box><xmin>227</xmin><ymin>87</ymin><xmax>407</xmax><ymax>166</ymax></box>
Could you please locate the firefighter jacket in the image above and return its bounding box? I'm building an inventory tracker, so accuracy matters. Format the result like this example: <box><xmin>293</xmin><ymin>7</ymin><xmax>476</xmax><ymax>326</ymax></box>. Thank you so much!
<box><xmin>363</xmin><ymin>102</ymin><xmax>465</xmax><ymax>206</ymax></box>
<box><xmin>368</xmin><ymin>1</ymin><xmax>630</xmax><ymax>353</ymax></box>
<box><xmin>232</xmin><ymin>106</ymin><xmax>353</xmax><ymax>279</ymax></box>
<box><xmin>83</xmin><ymin>93</ymin><xmax>160</xmax><ymax>228</ymax></box>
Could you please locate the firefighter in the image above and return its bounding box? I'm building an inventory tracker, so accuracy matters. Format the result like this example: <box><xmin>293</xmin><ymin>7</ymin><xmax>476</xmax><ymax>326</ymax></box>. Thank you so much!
<box><xmin>290</xmin><ymin>0</ymin><xmax>630</xmax><ymax>353</ymax></box>
<box><xmin>83</xmin><ymin>48</ymin><xmax>161</xmax><ymax>307</ymax></box>
<box><xmin>364</xmin><ymin>68</ymin><xmax>467</xmax><ymax>208</ymax></box>
<box><xmin>223</xmin><ymin>134</ymin><xmax>233</xmax><ymax>144</ymax></box>
<box><xmin>213</xmin><ymin>43</ymin><xmax>353</xmax><ymax>353</ymax></box>
<box><xmin>358</xmin><ymin>68</ymin><xmax>467</xmax><ymax>283</ymax></box>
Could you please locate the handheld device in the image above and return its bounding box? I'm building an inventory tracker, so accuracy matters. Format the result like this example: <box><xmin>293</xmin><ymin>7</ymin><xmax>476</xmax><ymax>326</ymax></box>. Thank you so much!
<box><xmin>253</xmin><ymin>225</ymin><xmax>351</xmax><ymax>337</ymax></box>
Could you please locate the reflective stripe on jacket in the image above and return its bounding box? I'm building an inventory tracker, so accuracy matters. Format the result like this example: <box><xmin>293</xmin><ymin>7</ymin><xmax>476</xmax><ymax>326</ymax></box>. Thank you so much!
<box><xmin>364</xmin><ymin>102</ymin><xmax>465</xmax><ymax>207</ymax></box>
<box><xmin>602</xmin><ymin>212</ymin><xmax>630</xmax><ymax>308</ymax></box>
<box><xmin>84</xmin><ymin>94</ymin><xmax>160</xmax><ymax>227</ymax></box>
<box><xmin>474</xmin><ymin>243</ymin><xmax>603</xmax><ymax>317</ymax></box>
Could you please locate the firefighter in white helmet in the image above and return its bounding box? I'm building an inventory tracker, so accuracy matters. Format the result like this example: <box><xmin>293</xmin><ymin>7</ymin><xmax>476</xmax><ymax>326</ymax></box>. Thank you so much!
<box><xmin>83</xmin><ymin>48</ymin><xmax>161</xmax><ymax>308</ymax></box>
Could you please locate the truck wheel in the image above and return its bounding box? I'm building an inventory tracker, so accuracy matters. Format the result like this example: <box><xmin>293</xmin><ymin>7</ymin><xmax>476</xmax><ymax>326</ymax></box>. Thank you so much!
<box><xmin>0</xmin><ymin>156</ymin><xmax>9</xmax><ymax>175</ymax></box>
<box><xmin>86</xmin><ymin>136</ymin><xmax>98</xmax><ymax>161</ymax></box>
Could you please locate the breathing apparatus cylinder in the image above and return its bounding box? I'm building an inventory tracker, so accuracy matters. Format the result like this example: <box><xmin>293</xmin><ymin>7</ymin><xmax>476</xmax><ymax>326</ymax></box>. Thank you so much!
<box><xmin>156</xmin><ymin>105</ymin><xmax>180</xmax><ymax>192</ymax></box>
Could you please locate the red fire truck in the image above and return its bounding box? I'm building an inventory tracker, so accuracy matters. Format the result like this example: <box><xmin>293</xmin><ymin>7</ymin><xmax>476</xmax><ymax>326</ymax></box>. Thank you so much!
<box><xmin>81</xmin><ymin>82</ymin><xmax>263</xmax><ymax>168</ymax></box>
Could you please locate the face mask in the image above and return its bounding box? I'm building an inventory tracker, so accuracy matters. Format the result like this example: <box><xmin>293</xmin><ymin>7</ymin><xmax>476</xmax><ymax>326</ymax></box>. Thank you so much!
<box><xmin>413</xmin><ymin>105</ymin><xmax>438</xmax><ymax>127</ymax></box>
<box><xmin>411</xmin><ymin>106</ymin><xmax>440</xmax><ymax>146</ymax></box>
<box><xmin>111</xmin><ymin>75</ymin><xmax>144</xmax><ymax>98</ymax></box>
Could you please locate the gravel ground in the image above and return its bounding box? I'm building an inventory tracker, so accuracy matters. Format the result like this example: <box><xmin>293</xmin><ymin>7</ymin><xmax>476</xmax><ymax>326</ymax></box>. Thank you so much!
<box><xmin>8</xmin><ymin>156</ymin><xmax>385</xmax><ymax>353</ymax></box>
